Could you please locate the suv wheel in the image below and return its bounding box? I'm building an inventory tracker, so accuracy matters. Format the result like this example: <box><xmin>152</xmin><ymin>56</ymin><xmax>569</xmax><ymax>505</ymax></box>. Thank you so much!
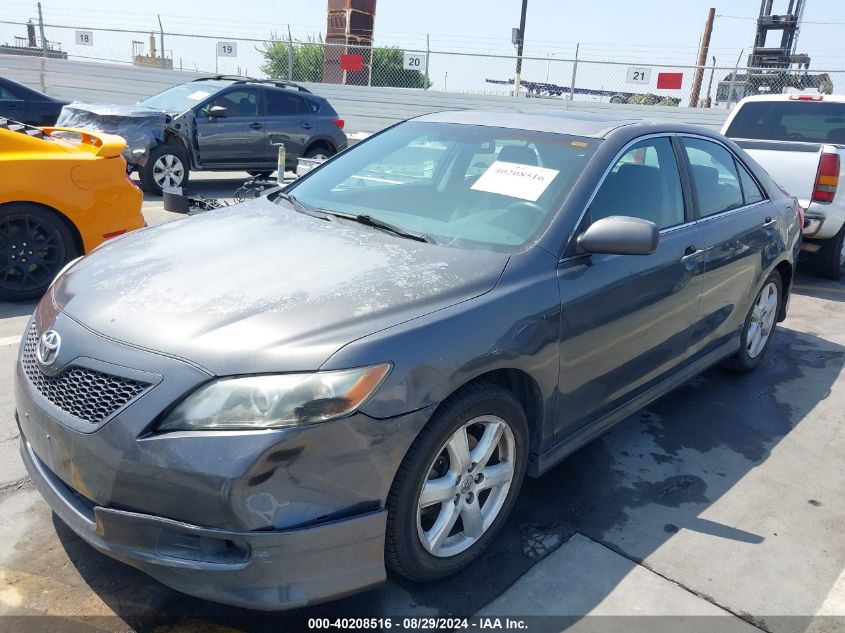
<box><xmin>0</xmin><ymin>203</ymin><xmax>75</xmax><ymax>301</ymax></box>
<box><xmin>722</xmin><ymin>270</ymin><xmax>782</xmax><ymax>372</ymax></box>
<box><xmin>385</xmin><ymin>383</ymin><xmax>528</xmax><ymax>581</ymax></box>
<box><xmin>139</xmin><ymin>145</ymin><xmax>190</xmax><ymax>196</ymax></box>
<box><xmin>810</xmin><ymin>223</ymin><xmax>845</xmax><ymax>280</ymax></box>
<box><xmin>304</xmin><ymin>145</ymin><xmax>333</xmax><ymax>161</ymax></box>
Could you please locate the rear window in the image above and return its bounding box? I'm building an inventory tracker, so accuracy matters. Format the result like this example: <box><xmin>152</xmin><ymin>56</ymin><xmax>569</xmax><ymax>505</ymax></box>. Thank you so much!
<box><xmin>726</xmin><ymin>101</ymin><xmax>845</xmax><ymax>144</ymax></box>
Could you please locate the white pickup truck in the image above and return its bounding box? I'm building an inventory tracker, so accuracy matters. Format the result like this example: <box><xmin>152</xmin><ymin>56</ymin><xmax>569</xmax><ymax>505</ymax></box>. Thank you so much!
<box><xmin>722</xmin><ymin>94</ymin><xmax>845</xmax><ymax>279</ymax></box>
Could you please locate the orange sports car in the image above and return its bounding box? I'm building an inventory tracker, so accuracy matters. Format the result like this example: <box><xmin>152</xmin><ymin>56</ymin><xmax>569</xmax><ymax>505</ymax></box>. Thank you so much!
<box><xmin>0</xmin><ymin>118</ymin><xmax>144</xmax><ymax>301</ymax></box>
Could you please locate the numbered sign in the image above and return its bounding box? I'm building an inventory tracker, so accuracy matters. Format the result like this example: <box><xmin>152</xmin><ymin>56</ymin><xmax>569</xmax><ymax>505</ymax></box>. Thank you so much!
<box><xmin>217</xmin><ymin>42</ymin><xmax>237</xmax><ymax>58</ymax></box>
<box><xmin>403</xmin><ymin>52</ymin><xmax>426</xmax><ymax>72</ymax></box>
<box><xmin>626</xmin><ymin>67</ymin><xmax>651</xmax><ymax>84</ymax></box>
<box><xmin>75</xmin><ymin>30</ymin><xmax>94</xmax><ymax>46</ymax></box>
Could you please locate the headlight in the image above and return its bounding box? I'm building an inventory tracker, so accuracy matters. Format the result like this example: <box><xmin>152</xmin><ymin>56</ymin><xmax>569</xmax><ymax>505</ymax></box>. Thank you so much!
<box><xmin>158</xmin><ymin>363</ymin><xmax>391</xmax><ymax>431</ymax></box>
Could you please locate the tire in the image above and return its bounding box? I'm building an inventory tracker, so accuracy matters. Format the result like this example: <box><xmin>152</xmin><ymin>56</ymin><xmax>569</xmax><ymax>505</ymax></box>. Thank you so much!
<box><xmin>139</xmin><ymin>145</ymin><xmax>190</xmax><ymax>196</ymax></box>
<box><xmin>303</xmin><ymin>144</ymin><xmax>334</xmax><ymax>161</ymax></box>
<box><xmin>809</xmin><ymin>223</ymin><xmax>845</xmax><ymax>280</ymax></box>
<box><xmin>721</xmin><ymin>270</ymin><xmax>782</xmax><ymax>372</ymax></box>
<box><xmin>385</xmin><ymin>383</ymin><xmax>528</xmax><ymax>582</ymax></box>
<box><xmin>0</xmin><ymin>203</ymin><xmax>76</xmax><ymax>302</ymax></box>
<box><xmin>247</xmin><ymin>171</ymin><xmax>273</xmax><ymax>179</ymax></box>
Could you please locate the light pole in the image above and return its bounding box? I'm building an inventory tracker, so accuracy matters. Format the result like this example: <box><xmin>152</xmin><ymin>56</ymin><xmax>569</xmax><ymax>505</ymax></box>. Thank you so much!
<box><xmin>513</xmin><ymin>0</ymin><xmax>528</xmax><ymax>96</ymax></box>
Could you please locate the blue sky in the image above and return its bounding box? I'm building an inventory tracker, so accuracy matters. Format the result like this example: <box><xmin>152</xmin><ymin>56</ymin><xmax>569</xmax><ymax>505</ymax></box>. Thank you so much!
<box><xmin>1</xmin><ymin>1</ymin><xmax>844</xmax><ymax>94</ymax></box>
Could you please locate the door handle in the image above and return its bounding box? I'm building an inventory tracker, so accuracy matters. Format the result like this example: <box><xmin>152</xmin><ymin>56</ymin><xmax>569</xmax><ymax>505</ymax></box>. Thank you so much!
<box><xmin>763</xmin><ymin>216</ymin><xmax>777</xmax><ymax>228</ymax></box>
<box><xmin>250</xmin><ymin>122</ymin><xmax>262</xmax><ymax>130</ymax></box>
<box><xmin>680</xmin><ymin>246</ymin><xmax>704</xmax><ymax>265</ymax></box>
<box><xmin>300</xmin><ymin>122</ymin><xmax>313</xmax><ymax>130</ymax></box>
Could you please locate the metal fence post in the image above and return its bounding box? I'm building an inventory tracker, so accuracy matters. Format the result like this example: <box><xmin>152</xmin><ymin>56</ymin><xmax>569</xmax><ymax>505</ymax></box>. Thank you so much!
<box><xmin>569</xmin><ymin>42</ymin><xmax>579</xmax><ymax>101</ymax></box>
<box><xmin>425</xmin><ymin>34</ymin><xmax>430</xmax><ymax>90</ymax></box>
<box><xmin>37</xmin><ymin>2</ymin><xmax>47</xmax><ymax>58</ymax></box>
<box><xmin>157</xmin><ymin>15</ymin><xmax>165</xmax><ymax>69</ymax></box>
<box><xmin>287</xmin><ymin>26</ymin><xmax>294</xmax><ymax>81</ymax></box>
<box><xmin>367</xmin><ymin>44</ymin><xmax>373</xmax><ymax>86</ymax></box>
<box><xmin>726</xmin><ymin>49</ymin><xmax>743</xmax><ymax>110</ymax></box>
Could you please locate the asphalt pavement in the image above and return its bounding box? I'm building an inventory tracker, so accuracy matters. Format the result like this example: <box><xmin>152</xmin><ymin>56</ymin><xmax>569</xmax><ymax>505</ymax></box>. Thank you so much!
<box><xmin>0</xmin><ymin>175</ymin><xmax>842</xmax><ymax>632</ymax></box>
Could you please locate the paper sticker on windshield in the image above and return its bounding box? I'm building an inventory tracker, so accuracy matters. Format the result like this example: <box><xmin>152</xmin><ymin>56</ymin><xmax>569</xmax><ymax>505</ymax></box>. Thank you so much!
<box><xmin>186</xmin><ymin>90</ymin><xmax>211</xmax><ymax>101</ymax></box>
<box><xmin>471</xmin><ymin>161</ymin><xmax>559</xmax><ymax>201</ymax></box>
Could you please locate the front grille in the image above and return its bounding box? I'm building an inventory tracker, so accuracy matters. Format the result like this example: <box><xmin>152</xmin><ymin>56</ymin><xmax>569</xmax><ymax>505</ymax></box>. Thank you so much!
<box><xmin>21</xmin><ymin>324</ymin><xmax>151</xmax><ymax>425</ymax></box>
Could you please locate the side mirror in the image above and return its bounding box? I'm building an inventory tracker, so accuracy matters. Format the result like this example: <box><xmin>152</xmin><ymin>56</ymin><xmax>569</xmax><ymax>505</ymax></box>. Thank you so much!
<box><xmin>577</xmin><ymin>215</ymin><xmax>659</xmax><ymax>256</ymax></box>
<box><xmin>208</xmin><ymin>105</ymin><xmax>228</xmax><ymax>119</ymax></box>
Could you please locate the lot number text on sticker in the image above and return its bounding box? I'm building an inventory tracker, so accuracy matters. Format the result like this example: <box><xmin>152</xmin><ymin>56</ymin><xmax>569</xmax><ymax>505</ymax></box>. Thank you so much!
<box><xmin>471</xmin><ymin>161</ymin><xmax>559</xmax><ymax>202</ymax></box>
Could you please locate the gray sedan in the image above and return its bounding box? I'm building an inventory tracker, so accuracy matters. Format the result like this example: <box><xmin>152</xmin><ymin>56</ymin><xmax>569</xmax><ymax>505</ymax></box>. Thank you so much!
<box><xmin>16</xmin><ymin>110</ymin><xmax>801</xmax><ymax>609</ymax></box>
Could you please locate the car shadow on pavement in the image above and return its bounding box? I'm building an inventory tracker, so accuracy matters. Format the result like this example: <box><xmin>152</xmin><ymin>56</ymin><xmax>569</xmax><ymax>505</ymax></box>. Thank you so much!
<box><xmin>0</xmin><ymin>301</ymin><xmax>37</xmax><ymax>320</ymax></box>
<box><xmin>791</xmin><ymin>270</ymin><xmax>845</xmax><ymax>304</ymax></box>
<box><xmin>41</xmin><ymin>326</ymin><xmax>844</xmax><ymax>632</ymax></box>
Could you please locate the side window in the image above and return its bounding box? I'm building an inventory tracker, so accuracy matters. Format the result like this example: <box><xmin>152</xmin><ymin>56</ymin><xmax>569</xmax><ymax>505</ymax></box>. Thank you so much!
<box><xmin>210</xmin><ymin>88</ymin><xmax>258</xmax><ymax>118</ymax></box>
<box><xmin>265</xmin><ymin>90</ymin><xmax>301</xmax><ymax>117</ymax></box>
<box><xmin>736</xmin><ymin>161</ymin><xmax>765</xmax><ymax>204</ymax></box>
<box><xmin>682</xmin><ymin>137</ymin><xmax>744</xmax><ymax>217</ymax></box>
<box><xmin>0</xmin><ymin>85</ymin><xmax>19</xmax><ymax>100</ymax></box>
<box><xmin>589</xmin><ymin>137</ymin><xmax>685</xmax><ymax>230</ymax></box>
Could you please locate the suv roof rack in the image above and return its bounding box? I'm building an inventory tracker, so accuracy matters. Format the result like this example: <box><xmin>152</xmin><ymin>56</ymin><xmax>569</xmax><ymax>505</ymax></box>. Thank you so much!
<box><xmin>192</xmin><ymin>75</ymin><xmax>312</xmax><ymax>93</ymax></box>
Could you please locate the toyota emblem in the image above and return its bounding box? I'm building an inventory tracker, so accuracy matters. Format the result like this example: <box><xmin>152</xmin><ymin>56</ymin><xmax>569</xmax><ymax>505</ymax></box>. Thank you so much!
<box><xmin>36</xmin><ymin>330</ymin><xmax>61</xmax><ymax>367</ymax></box>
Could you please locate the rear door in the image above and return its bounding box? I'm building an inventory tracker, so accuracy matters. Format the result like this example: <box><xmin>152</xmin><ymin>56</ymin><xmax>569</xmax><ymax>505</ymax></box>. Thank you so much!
<box><xmin>556</xmin><ymin>135</ymin><xmax>706</xmax><ymax>439</ymax></box>
<box><xmin>262</xmin><ymin>88</ymin><xmax>315</xmax><ymax>165</ymax></box>
<box><xmin>194</xmin><ymin>87</ymin><xmax>264</xmax><ymax>166</ymax></box>
<box><xmin>680</xmin><ymin>135</ymin><xmax>777</xmax><ymax>358</ymax></box>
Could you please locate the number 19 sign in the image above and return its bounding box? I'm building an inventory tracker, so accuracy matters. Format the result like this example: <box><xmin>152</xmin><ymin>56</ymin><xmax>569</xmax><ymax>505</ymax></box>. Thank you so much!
<box><xmin>403</xmin><ymin>52</ymin><xmax>426</xmax><ymax>72</ymax></box>
<box><xmin>217</xmin><ymin>42</ymin><xmax>237</xmax><ymax>58</ymax></box>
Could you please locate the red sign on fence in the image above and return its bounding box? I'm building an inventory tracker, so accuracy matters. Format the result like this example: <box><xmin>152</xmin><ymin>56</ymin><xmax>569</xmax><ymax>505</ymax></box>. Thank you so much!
<box><xmin>656</xmin><ymin>72</ymin><xmax>683</xmax><ymax>90</ymax></box>
<box><xmin>340</xmin><ymin>54</ymin><xmax>363</xmax><ymax>72</ymax></box>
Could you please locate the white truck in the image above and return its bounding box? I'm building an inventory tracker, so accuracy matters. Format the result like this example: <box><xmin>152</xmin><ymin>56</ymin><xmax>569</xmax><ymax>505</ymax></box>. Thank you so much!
<box><xmin>722</xmin><ymin>94</ymin><xmax>845</xmax><ymax>279</ymax></box>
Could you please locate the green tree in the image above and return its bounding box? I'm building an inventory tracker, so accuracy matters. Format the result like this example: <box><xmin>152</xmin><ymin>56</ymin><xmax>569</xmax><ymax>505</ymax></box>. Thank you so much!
<box><xmin>260</xmin><ymin>36</ymin><xmax>325</xmax><ymax>83</ymax></box>
<box><xmin>261</xmin><ymin>39</ymin><xmax>430</xmax><ymax>89</ymax></box>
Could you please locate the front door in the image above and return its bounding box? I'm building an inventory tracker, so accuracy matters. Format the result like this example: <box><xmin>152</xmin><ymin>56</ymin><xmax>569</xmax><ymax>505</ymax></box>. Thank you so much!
<box><xmin>556</xmin><ymin>136</ymin><xmax>705</xmax><ymax>440</ymax></box>
<box><xmin>195</xmin><ymin>87</ymin><xmax>264</xmax><ymax>166</ymax></box>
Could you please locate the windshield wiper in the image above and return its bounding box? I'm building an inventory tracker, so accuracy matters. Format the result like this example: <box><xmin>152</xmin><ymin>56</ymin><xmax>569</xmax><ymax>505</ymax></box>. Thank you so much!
<box><xmin>276</xmin><ymin>192</ymin><xmax>330</xmax><ymax>221</ymax></box>
<box><xmin>331</xmin><ymin>213</ymin><xmax>435</xmax><ymax>243</ymax></box>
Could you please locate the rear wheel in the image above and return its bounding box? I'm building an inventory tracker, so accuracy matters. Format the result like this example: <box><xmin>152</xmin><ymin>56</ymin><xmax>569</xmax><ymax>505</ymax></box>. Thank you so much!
<box><xmin>0</xmin><ymin>203</ymin><xmax>75</xmax><ymax>301</ymax></box>
<box><xmin>385</xmin><ymin>383</ymin><xmax>528</xmax><ymax>581</ymax></box>
<box><xmin>809</xmin><ymin>223</ymin><xmax>845</xmax><ymax>280</ymax></box>
<box><xmin>303</xmin><ymin>144</ymin><xmax>334</xmax><ymax>161</ymax></box>
<box><xmin>139</xmin><ymin>145</ymin><xmax>190</xmax><ymax>196</ymax></box>
<box><xmin>722</xmin><ymin>271</ymin><xmax>782</xmax><ymax>372</ymax></box>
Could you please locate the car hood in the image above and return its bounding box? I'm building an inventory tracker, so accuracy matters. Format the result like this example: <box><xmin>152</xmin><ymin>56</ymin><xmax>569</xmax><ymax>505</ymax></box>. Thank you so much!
<box><xmin>52</xmin><ymin>199</ymin><xmax>509</xmax><ymax>375</ymax></box>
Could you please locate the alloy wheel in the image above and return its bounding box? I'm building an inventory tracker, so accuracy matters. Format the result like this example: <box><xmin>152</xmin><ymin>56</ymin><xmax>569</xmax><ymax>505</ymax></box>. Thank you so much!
<box><xmin>0</xmin><ymin>213</ymin><xmax>67</xmax><ymax>294</ymax></box>
<box><xmin>153</xmin><ymin>154</ymin><xmax>186</xmax><ymax>189</ymax></box>
<box><xmin>416</xmin><ymin>415</ymin><xmax>516</xmax><ymax>558</ymax></box>
<box><xmin>747</xmin><ymin>281</ymin><xmax>778</xmax><ymax>358</ymax></box>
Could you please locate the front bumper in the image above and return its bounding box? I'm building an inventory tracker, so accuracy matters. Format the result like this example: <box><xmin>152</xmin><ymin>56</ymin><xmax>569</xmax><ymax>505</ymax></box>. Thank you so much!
<box><xmin>21</xmin><ymin>436</ymin><xmax>386</xmax><ymax>610</ymax></box>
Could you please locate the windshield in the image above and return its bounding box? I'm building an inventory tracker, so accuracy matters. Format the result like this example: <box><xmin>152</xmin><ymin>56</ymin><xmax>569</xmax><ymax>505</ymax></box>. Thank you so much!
<box><xmin>285</xmin><ymin>121</ymin><xmax>597</xmax><ymax>250</ymax></box>
<box><xmin>726</xmin><ymin>101</ymin><xmax>845</xmax><ymax>144</ymax></box>
<box><xmin>138</xmin><ymin>81</ymin><xmax>225</xmax><ymax>112</ymax></box>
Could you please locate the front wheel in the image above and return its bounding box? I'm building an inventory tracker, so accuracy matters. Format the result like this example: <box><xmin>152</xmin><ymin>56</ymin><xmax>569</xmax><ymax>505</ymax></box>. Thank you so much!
<box><xmin>722</xmin><ymin>270</ymin><xmax>782</xmax><ymax>372</ymax></box>
<box><xmin>139</xmin><ymin>145</ymin><xmax>190</xmax><ymax>196</ymax></box>
<box><xmin>385</xmin><ymin>383</ymin><xmax>528</xmax><ymax>581</ymax></box>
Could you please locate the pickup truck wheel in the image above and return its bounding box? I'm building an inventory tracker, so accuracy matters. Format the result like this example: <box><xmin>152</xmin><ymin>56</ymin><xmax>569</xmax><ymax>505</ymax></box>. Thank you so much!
<box><xmin>722</xmin><ymin>271</ymin><xmax>782</xmax><ymax>373</ymax></box>
<box><xmin>139</xmin><ymin>145</ymin><xmax>190</xmax><ymax>196</ymax></box>
<box><xmin>810</xmin><ymin>224</ymin><xmax>845</xmax><ymax>280</ymax></box>
<box><xmin>385</xmin><ymin>383</ymin><xmax>527</xmax><ymax>582</ymax></box>
<box><xmin>0</xmin><ymin>204</ymin><xmax>75</xmax><ymax>302</ymax></box>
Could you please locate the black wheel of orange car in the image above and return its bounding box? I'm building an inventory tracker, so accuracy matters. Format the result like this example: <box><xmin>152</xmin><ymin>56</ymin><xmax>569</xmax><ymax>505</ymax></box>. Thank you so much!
<box><xmin>809</xmin><ymin>223</ymin><xmax>845</xmax><ymax>281</ymax></box>
<box><xmin>139</xmin><ymin>145</ymin><xmax>190</xmax><ymax>196</ymax></box>
<box><xmin>722</xmin><ymin>270</ymin><xmax>782</xmax><ymax>373</ymax></box>
<box><xmin>385</xmin><ymin>383</ymin><xmax>528</xmax><ymax>581</ymax></box>
<box><xmin>0</xmin><ymin>203</ymin><xmax>75</xmax><ymax>302</ymax></box>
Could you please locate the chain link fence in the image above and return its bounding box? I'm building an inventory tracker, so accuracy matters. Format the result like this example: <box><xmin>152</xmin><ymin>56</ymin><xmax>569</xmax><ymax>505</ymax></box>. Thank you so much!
<box><xmin>2</xmin><ymin>19</ymin><xmax>842</xmax><ymax>109</ymax></box>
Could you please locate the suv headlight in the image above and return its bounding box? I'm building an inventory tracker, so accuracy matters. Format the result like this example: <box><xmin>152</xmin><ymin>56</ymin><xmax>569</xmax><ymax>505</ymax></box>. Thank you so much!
<box><xmin>158</xmin><ymin>363</ymin><xmax>391</xmax><ymax>431</ymax></box>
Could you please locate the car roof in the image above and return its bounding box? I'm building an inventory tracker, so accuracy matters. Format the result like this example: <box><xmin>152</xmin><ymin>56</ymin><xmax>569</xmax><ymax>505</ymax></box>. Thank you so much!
<box><xmin>736</xmin><ymin>94</ymin><xmax>845</xmax><ymax>104</ymax></box>
<box><xmin>416</xmin><ymin>109</ymin><xmax>644</xmax><ymax>138</ymax></box>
